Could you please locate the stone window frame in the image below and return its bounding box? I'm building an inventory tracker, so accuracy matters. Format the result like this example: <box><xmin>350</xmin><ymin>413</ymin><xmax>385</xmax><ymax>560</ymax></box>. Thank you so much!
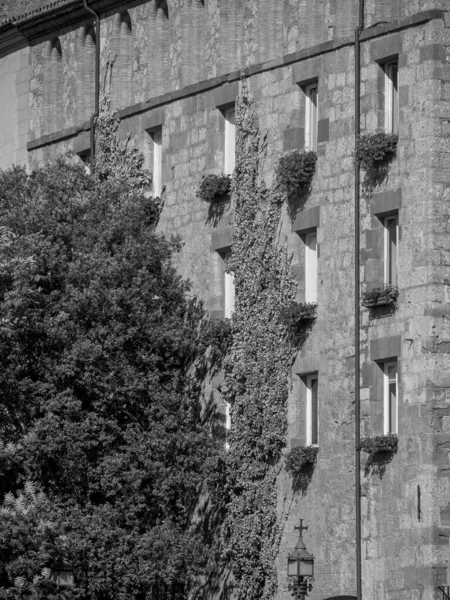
<box><xmin>384</xmin><ymin>60</ymin><xmax>399</xmax><ymax>135</ymax></box>
<box><xmin>140</xmin><ymin>108</ymin><xmax>165</xmax><ymax>197</ymax></box>
<box><xmin>365</xmin><ymin>189</ymin><xmax>402</xmax><ymax>292</ymax></box>
<box><xmin>305</xmin><ymin>372</ymin><xmax>319</xmax><ymax>447</ymax></box>
<box><xmin>367</xmin><ymin>335</ymin><xmax>401</xmax><ymax>436</ymax></box>
<box><xmin>370</xmin><ymin>32</ymin><xmax>402</xmax><ymax>133</ymax></box>
<box><xmin>148</xmin><ymin>127</ymin><xmax>163</xmax><ymax>197</ymax></box>
<box><xmin>223</xmin><ymin>105</ymin><xmax>236</xmax><ymax>175</ymax></box>
<box><xmin>210</xmin><ymin>223</ymin><xmax>235</xmax><ymax>320</ymax></box>
<box><xmin>291</xmin><ymin>205</ymin><xmax>320</xmax><ymax>303</ymax></box>
<box><xmin>224</xmin><ymin>400</ymin><xmax>231</xmax><ymax>451</ymax></box>
<box><xmin>383</xmin><ymin>212</ymin><xmax>398</xmax><ymax>286</ymax></box>
<box><xmin>304</xmin><ymin>228</ymin><xmax>318</xmax><ymax>303</ymax></box>
<box><xmin>290</xmin><ymin>357</ymin><xmax>320</xmax><ymax>449</ymax></box>
<box><xmin>304</xmin><ymin>81</ymin><xmax>318</xmax><ymax>152</ymax></box>
<box><xmin>382</xmin><ymin>359</ymin><xmax>398</xmax><ymax>435</ymax></box>
<box><xmin>212</xmin><ymin>82</ymin><xmax>239</xmax><ymax>173</ymax></box>
<box><xmin>287</xmin><ymin>56</ymin><xmax>329</xmax><ymax>152</ymax></box>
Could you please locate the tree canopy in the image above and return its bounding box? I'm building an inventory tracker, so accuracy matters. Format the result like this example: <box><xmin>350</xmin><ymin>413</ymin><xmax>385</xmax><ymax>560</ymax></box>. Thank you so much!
<box><xmin>0</xmin><ymin>161</ymin><xmax>220</xmax><ymax>600</ymax></box>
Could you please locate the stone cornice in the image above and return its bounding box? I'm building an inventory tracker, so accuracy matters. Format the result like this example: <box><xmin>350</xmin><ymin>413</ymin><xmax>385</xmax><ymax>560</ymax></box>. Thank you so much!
<box><xmin>0</xmin><ymin>23</ymin><xmax>28</xmax><ymax>58</ymax></box>
<box><xmin>13</xmin><ymin>0</ymin><xmax>134</xmax><ymax>40</ymax></box>
<box><xmin>26</xmin><ymin>8</ymin><xmax>446</xmax><ymax>152</ymax></box>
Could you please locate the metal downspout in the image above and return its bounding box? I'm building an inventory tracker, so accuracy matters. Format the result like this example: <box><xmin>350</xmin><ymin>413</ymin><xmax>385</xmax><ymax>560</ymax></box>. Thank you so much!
<box><xmin>83</xmin><ymin>0</ymin><xmax>100</xmax><ymax>172</ymax></box>
<box><xmin>355</xmin><ymin>2</ymin><xmax>364</xmax><ymax>600</ymax></box>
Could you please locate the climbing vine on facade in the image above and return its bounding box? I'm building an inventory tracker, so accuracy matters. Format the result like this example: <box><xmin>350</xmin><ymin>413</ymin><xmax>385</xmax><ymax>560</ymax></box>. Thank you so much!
<box><xmin>219</xmin><ymin>81</ymin><xmax>300</xmax><ymax>600</ymax></box>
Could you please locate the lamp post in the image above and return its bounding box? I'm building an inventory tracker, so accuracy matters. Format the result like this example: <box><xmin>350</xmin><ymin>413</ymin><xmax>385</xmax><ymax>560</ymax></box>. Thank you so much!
<box><xmin>287</xmin><ymin>520</ymin><xmax>314</xmax><ymax>600</ymax></box>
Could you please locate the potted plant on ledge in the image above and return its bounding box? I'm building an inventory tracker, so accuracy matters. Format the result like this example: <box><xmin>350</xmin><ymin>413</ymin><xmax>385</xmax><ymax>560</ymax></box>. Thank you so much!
<box><xmin>361</xmin><ymin>285</ymin><xmax>399</xmax><ymax>309</ymax></box>
<box><xmin>275</xmin><ymin>150</ymin><xmax>317</xmax><ymax>197</ymax></box>
<box><xmin>197</xmin><ymin>173</ymin><xmax>232</xmax><ymax>203</ymax></box>
<box><xmin>355</xmin><ymin>133</ymin><xmax>398</xmax><ymax>171</ymax></box>
<box><xmin>359</xmin><ymin>433</ymin><xmax>398</xmax><ymax>455</ymax></box>
<box><xmin>285</xmin><ymin>445</ymin><xmax>319</xmax><ymax>476</ymax></box>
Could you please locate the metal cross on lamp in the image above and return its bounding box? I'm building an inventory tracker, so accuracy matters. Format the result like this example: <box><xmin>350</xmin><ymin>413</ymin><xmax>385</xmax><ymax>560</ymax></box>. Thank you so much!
<box><xmin>287</xmin><ymin>519</ymin><xmax>315</xmax><ymax>600</ymax></box>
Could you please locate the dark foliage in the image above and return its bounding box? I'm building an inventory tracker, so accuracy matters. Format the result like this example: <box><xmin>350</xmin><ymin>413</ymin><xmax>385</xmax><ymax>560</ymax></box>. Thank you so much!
<box><xmin>200</xmin><ymin>318</ymin><xmax>232</xmax><ymax>366</ymax></box>
<box><xmin>355</xmin><ymin>133</ymin><xmax>398</xmax><ymax>170</ymax></box>
<box><xmin>285</xmin><ymin>446</ymin><xmax>318</xmax><ymax>476</ymax></box>
<box><xmin>359</xmin><ymin>434</ymin><xmax>398</xmax><ymax>454</ymax></box>
<box><xmin>361</xmin><ymin>285</ymin><xmax>399</xmax><ymax>308</ymax></box>
<box><xmin>0</xmin><ymin>162</ymin><xmax>221</xmax><ymax>600</ymax></box>
<box><xmin>275</xmin><ymin>150</ymin><xmax>317</xmax><ymax>197</ymax></box>
<box><xmin>197</xmin><ymin>174</ymin><xmax>232</xmax><ymax>203</ymax></box>
<box><xmin>280</xmin><ymin>301</ymin><xmax>317</xmax><ymax>346</ymax></box>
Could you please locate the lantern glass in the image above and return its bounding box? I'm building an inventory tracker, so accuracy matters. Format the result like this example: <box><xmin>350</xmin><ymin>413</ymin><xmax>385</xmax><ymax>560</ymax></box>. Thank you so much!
<box><xmin>288</xmin><ymin>558</ymin><xmax>299</xmax><ymax>577</ymax></box>
<box><xmin>299</xmin><ymin>558</ymin><xmax>314</xmax><ymax>577</ymax></box>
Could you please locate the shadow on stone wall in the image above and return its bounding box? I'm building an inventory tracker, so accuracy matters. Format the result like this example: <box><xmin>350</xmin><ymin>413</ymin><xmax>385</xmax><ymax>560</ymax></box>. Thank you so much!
<box><xmin>363</xmin><ymin>450</ymin><xmax>395</xmax><ymax>479</ymax></box>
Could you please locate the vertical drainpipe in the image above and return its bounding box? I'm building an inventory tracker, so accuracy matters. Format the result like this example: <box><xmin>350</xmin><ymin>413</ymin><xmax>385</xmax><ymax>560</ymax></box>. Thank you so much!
<box><xmin>355</xmin><ymin>1</ymin><xmax>364</xmax><ymax>600</ymax></box>
<box><xmin>83</xmin><ymin>0</ymin><xmax>100</xmax><ymax>172</ymax></box>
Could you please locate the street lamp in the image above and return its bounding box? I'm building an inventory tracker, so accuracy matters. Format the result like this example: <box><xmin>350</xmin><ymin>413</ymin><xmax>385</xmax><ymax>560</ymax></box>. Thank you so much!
<box><xmin>287</xmin><ymin>520</ymin><xmax>314</xmax><ymax>600</ymax></box>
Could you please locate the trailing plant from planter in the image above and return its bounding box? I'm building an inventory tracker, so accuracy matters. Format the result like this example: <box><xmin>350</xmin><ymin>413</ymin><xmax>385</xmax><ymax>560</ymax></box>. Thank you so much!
<box><xmin>275</xmin><ymin>150</ymin><xmax>317</xmax><ymax>196</ymax></box>
<box><xmin>197</xmin><ymin>173</ymin><xmax>232</xmax><ymax>203</ymax></box>
<box><xmin>355</xmin><ymin>133</ymin><xmax>398</xmax><ymax>170</ymax></box>
<box><xmin>280</xmin><ymin>301</ymin><xmax>317</xmax><ymax>345</ymax></box>
<box><xmin>285</xmin><ymin>445</ymin><xmax>318</xmax><ymax>476</ymax></box>
<box><xmin>361</xmin><ymin>285</ymin><xmax>399</xmax><ymax>308</ymax></box>
<box><xmin>359</xmin><ymin>433</ymin><xmax>398</xmax><ymax>454</ymax></box>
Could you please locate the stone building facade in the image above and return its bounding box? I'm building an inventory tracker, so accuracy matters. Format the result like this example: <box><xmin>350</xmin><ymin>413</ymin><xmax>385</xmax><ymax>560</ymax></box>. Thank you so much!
<box><xmin>1</xmin><ymin>1</ymin><xmax>450</xmax><ymax>600</ymax></box>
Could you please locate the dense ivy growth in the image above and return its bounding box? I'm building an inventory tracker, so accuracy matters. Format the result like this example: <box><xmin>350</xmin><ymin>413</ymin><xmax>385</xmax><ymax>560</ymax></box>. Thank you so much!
<box><xmin>279</xmin><ymin>301</ymin><xmax>317</xmax><ymax>346</ymax></box>
<box><xmin>218</xmin><ymin>83</ymin><xmax>300</xmax><ymax>600</ymax></box>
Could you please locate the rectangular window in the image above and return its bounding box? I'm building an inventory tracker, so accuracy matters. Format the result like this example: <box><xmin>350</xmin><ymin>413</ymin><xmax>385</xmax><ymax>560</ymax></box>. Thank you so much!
<box><xmin>384</xmin><ymin>214</ymin><xmax>398</xmax><ymax>286</ymax></box>
<box><xmin>225</xmin><ymin>401</ymin><xmax>231</xmax><ymax>451</ymax></box>
<box><xmin>304</xmin><ymin>229</ymin><xmax>317</xmax><ymax>303</ymax></box>
<box><xmin>306</xmin><ymin>374</ymin><xmax>319</xmax><ymax>446</ymax></box>
<box><xmin>222</xmin><ymin>249</ymin><xmax>235</xmax><ymax>319</ymax></box>
<box><xmin>383</xmin><ymin>360</ymin><xmax>398</xmax><ymax>434</ymax></box>
<box><xmin>385</xmin><ymin>61</ymin><xmax>398</xmax><ymax>134</ymax></box>
<box><xmin>224</xmin><ymin>106</ymin><xmax>236</xmax><ymax>174</ymax></box>
<box><xmin>77</xmin><ymin>150</ymin><xmax>91</xmax><ymax>174</ymax></box>
<box><xmin>305</xmin><ymin>83</ymin><xmax>318</xmax><ymax>152</ymax></box>
<box><xmin>151</xmin><ymin>128</ymin><xmax>163</xmax><ymax>197</ymax></box>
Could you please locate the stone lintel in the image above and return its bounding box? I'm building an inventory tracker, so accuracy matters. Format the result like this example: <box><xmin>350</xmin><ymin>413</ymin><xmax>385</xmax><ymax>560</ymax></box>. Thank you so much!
<box><xmin>371</xmin><ymin>188</ymin><xmax>402</xmax><ymax>216</ymax></box>
<box><xmin>370</xmin><ymin>32</ymin><xmax>402</xmax><ymax>62</ymax></box>
<box><xmin>211</xmin><ymin>226</ymin><xmax>234</xmax><ymax>252</ymax></box>
<box><xmin>371</xmin><ymin>335</ymin><xmax>401</xmax><ymax>361</ymax></box>
<box><xmin>72</xmin><ymin>131</ymin><xmax>90</xmax><ymax>154</ymax></box>
<box><xmin>292</xmin><ymin>56</ymin><xmax>320</xmax><ymax>86</ymax></box>
<box><xmin>214</xmin><ymin>81</ymin><xmax>239</xmax><ymax>109</ymax></box>
<box><xmin>141</xmin><ymin>107</ymin><xmax>165</xmax><ymax>131</ymax></box>
<box><xmin>292</xmin><ymin>205</ymin><xmax>320</xmax><ymax>233</ymax></box>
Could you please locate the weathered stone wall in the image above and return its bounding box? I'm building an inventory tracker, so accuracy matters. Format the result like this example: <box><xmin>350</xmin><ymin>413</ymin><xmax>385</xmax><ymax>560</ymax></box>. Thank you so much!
<box><xmin>11</xmin><ymin>1</ymin><xmax>450</xmax><ymax>600</ymax></box>
<box><xmin>25</xmin><ymin>0</ymin><xmax>450</xmax><ymax>142</ymax></box>
<box><xmin>0</xmin><ymin>36</ymin><xmax>29</xmax><ymax>169</ymax></box>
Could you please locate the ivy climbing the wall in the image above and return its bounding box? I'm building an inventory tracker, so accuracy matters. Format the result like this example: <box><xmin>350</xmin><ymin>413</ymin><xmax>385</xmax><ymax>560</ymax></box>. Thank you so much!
<box><xmin>219</xmin><ymin>82</ymin><xmax>302</xmax><ymax>600</ymax></box>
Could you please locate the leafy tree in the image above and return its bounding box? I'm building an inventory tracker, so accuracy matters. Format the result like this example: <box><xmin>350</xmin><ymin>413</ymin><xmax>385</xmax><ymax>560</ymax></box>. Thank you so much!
<box><xmin>0</xmin><ymin>161</ymin><xmax>221</xmax><ymax>600</ymax></box>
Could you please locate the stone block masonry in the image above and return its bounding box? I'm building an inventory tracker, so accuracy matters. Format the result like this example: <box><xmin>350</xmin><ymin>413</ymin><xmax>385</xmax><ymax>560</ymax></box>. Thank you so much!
<box><xmin>1</xmin><ymin>1</ymin><xmax>450</xmax><ymax>600</ymax></box>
